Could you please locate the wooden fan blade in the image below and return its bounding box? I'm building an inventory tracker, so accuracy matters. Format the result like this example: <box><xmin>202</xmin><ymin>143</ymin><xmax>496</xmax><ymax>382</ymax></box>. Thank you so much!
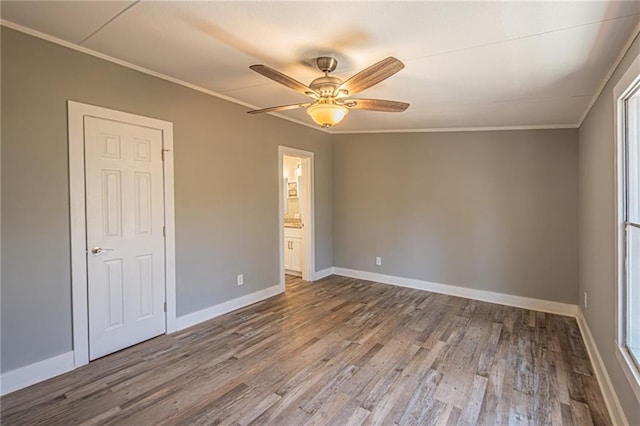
<box><xmin>337</xmin><ymin>57</ymin><xmax>405</xmax><ymax>96</ymax></box>
<box><xmin>250</xmin><ymin>65</ymin><xmax>318</xmax><ymax>98</ymax></box>
<box><xmin>247</xmin><ymin>103</ymin><xmax>310</xmax><ymax>114</ymax></box>
<box><xmin>343</xmin><ymin>99</ymin><xmax>409</xmax><ymax>112</ymax></box>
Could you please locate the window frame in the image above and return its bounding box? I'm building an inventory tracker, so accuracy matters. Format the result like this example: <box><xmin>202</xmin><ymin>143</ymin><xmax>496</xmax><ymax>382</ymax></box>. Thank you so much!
<box><xmin>614</xmin><ymin>51</ymin><xmax>640</xmax><ymax>403</ymax></box>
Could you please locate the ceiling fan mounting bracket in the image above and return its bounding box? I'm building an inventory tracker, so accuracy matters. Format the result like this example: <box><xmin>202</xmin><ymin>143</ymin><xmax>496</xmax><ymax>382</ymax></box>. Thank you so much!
<box><xmin>316</xmin><ymin>57</ymin><xmax>338</xmax><ymax>74</ymax></box>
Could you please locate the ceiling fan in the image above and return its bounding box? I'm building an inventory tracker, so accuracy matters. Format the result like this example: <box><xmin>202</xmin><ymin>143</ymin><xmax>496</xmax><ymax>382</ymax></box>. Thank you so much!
<box><xmin>247</xmin><ymin>56</ymin><xmax>409</xmax><ymax>128</ymax></box>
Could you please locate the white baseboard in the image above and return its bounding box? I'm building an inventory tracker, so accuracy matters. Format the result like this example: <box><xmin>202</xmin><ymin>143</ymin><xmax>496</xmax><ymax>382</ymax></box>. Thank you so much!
<box><xmin>313</xmin><ymin>267</ymin><xmax>335</xmax><ymax>281</ymax></box>
<box><xmin>175</xmin><ymin>283</ymin><xmax>285</xmax><ymax>331</ymax></box>
<box><xmin>0</xmin><ymin>285</ymin><xmax>285</xmax><ymax>396</ymax></box>
<box><xmin>576</xmin><ymin>309</ymin><xmax>627</xmax><ymax>426</ymax></box>
<box><xmin>3</xmin><ymin>273</ymin><xmax>619</xmax><ymax>426</ymax></box>
<box><xmin>332</xmin><ymin>267</ymin><xmax>577</xmax><ymax>317</ymax></box>
<box><xmin>1</xmin><ymin>351</ymin><xmax>74</xmax><ymax>396</ymax></box>
<box><xmin>330</xmin><ymin>268</ymin><xmax>622</xmax><ymax>424</ymax></box>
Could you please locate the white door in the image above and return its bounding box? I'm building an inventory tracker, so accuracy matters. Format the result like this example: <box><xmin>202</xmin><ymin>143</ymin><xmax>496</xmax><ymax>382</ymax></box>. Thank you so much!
<box><xmin>84</xmin><ymin>116</ymin><xmax>166</xmax><ymax>360</ymax></box>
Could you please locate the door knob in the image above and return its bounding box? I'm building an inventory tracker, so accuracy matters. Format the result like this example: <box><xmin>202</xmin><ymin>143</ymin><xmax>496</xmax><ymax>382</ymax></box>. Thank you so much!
<box><xmin>91</xmin><ymin>246</ymin><xmax>114</xmax><ymax>255</ymax></box>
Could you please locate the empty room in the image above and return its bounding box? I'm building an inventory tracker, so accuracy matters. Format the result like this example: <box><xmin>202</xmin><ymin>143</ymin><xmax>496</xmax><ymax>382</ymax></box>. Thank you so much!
<box><xmin>2</xmin><ymin>1</ymin><xmax>640</xmax><ymax>424</ymax></box>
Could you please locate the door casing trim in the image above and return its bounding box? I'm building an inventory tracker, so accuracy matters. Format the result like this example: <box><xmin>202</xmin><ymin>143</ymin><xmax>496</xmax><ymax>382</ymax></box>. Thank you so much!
<box><xmin>68</xmin><ymin>101</ymin><xmax>177</xmax><ymax>367</ymax></box>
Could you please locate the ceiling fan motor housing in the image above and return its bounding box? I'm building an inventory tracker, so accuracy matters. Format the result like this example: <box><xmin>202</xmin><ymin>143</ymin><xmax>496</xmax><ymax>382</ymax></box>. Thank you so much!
<box><xmin>310</xmin><ymin>75</ymin><xmax>342</xmax><ymax>97</ymax></box>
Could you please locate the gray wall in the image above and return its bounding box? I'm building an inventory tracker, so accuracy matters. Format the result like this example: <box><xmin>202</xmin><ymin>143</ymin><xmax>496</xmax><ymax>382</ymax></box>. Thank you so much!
<box><xmin>578</xmin><ymin>32</ymin><xmax>640</xmax><ymax>420</ymax></box>
<box><xmin>0</xmin><ymin>27</ymin><xmax>333</xmax><ymax>372</ymax></box>
<box><xmin>333</xmin><ymin>130</ymin><xmax>578</xmax><ymax>304</ymax></box>
<box><xmin>10</xmin><ymin>25</ymin><xmax>633</xmax><ymax>418</ymax></box>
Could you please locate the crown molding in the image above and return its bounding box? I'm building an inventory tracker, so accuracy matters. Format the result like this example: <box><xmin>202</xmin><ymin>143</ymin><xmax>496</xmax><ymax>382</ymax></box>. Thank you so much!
<box><xmin>0</xmin><ymin>20</ymin><xmax>325</xmax><ymax>133</ymax></box>
<box><xmin>330</xmin><ymin>123</ymin><xmax>579</xmax><ymax>134</ymax></box>
<box><xmin>0</xmin><ymin>19</ymin><xmax>606</xmax><ymax>135</ymax></box>
<box><xmin>578</xmin><ymin>19</ymin><xmax>640</xmax><ymax>126</ymax></box>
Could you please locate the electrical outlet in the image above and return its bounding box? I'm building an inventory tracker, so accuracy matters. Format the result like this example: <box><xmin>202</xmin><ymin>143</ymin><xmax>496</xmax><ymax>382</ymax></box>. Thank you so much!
<box><xmin>237</xmin><ymin>274</ymin><xmax>244</xmax><ymax>286</ymax></box>
<box><xmin>375</xmin><ymin>256</ymin><xmax>382</xmax><ymax>266</ymax></box>
<box><xmin>584</xmin><ymin>291</ymin><xmax>588</xmax><ymax>308</ymax></box>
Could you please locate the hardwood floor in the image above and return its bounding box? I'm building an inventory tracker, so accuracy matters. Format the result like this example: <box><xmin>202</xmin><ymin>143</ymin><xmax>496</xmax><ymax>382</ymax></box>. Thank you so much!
<box><xmin>1</xmin><ymin>275</ymin><xmax>610</xmax><ymax>425</ymax></box>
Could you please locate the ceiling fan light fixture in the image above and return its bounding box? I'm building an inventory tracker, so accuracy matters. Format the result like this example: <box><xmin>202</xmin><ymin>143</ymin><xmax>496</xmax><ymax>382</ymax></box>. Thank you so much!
<box><xmin>306</xmin><ymin>103</ymin><xmax>349</xmax><ymax>128</ymax></box>
<box><xmin>248</xmin><ymin>56</ymin><xmax>408</xmax><ymax>127</ymax></box>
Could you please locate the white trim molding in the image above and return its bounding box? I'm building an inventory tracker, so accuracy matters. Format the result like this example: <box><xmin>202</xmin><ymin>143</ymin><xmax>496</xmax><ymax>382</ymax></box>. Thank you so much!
<box><xmin>613</xmin><ymin>47</ymin><xmax>640</xmax><ymax>406</ymax></box>
<box><xmin>2</xmin><ymin>20</ymin><xmax>584</xmax><ymax>135</ymax></box>
<box><xmin>332</xmin><ymin>267</ymin><xmax>577</xmax><ymax>317</ymax></box>
<box><xmin>313</xmin><ymin>267</ymin><xmax>335</xmax><ymax>281</ymax></box>
<box><xmin>579</xmin><ymin>20</ymin><xmax>640</xmax><ymax>126</ymax></box>
<box><xmin>176</xmin><ymin>283</ymin><xmax>285</xmax><ymax>331</ymax></box>
<box><xmin>68</xmin><ymin>101</ymin><xmax>176</xmax><ymax>366</ymax></box>
<box><xmin>331</xmin><ymin>268</ymin><xmax>631</xmax><ymax>421</ymax></box>
<box><xmin>330</xmin><ymin>123</ymin><xmax>579</xmax><ymax>135</ymax></box>
<box><xmin>0</xmin><ymin>20</ymin><xmax>320</xmax><ymax>134</ymax></box>
<box><xmin>0</xmin><ymin>283</ymin><xmax>285</xmax><ymax>395</ymax></box>
<box><xmin>576</xmin><ymin>309</ymin><xmax>628</xmax><ymax>426</ymax></box>
<box><xmin>1</xmin><ymin>352</ymin><xmax>74</xmax><ymax>396</ymax></box>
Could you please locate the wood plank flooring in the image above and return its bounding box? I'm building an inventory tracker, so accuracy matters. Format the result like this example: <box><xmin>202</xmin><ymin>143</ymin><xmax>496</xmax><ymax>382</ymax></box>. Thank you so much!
<box><xmin>1</xmin><ymin>275</ymin><xmax>610</xmax><ymax>425</ymax></box>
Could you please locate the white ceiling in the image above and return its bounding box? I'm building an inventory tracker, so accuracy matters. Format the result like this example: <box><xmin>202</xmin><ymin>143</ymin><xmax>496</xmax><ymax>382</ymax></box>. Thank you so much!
<box><xmin>2</xmin><ymin>1</ymin><xmax>639</xmax><ymax>132</ymax></box>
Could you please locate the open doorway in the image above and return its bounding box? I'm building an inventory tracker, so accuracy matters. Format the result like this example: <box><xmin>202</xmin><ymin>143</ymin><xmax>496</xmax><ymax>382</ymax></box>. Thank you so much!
<box><xmin>279</xmin><ymin>146</ymin><xmax>315</xmax><ymax>286</ymax></box>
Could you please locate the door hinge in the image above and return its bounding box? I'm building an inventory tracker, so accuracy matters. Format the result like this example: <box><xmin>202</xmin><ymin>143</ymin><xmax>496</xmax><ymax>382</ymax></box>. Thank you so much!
<box><xmin>163</xmin><ymin>226</ymin><xmax>166</xmax><ymax>237</ymax></box>
<box><xmin>164</xmin><ymin>302</ymin><xmax>167</xmax><ymax>313</ymax></box>
<box><xmin>162</xmin><ymin>149</ymin><xmax>170</xmax><ymax>161</ymax></box>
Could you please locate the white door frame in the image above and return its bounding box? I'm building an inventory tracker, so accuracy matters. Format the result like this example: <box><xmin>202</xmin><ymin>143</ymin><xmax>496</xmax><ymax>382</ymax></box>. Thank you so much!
<box><xmin>278</xmin><ymin>146</ymin><xmax>315</xmax><ymax>283</ymax></box>
<box><xmin>68</xmin><ymin>101</ymin><xmax>177</xmax><ymax>367</ymax></box>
